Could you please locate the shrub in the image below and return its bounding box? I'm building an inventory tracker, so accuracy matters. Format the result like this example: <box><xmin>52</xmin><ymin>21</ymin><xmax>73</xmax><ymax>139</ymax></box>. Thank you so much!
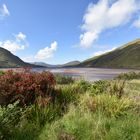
<box><xmin>0</xmin><ymin>69</ymin><xmax>56</xmax><ymax>106</ymax></box>
<box><xmin>108</xmin><ymin>80</ymin><xmax>126</xmax><ymax>98</ymax></box>
<box><xmin>89</xmin><ymin>80</ymin><xmax>109</xmax><ymax>95</ymax></box>
<box><xmin>92</xmin><ymin>94</ymin><xmax>134</xmax><ymax>118</ymax></box>
<box><xmin>55</xmin><ymin>74</ymin><xmax>74</xmax><ymax>85</ymax></box>
<box><xmin>0</xmin><ymin>101</ymin><xmax>22</xmax><ymax>139</ymax></box>
<box><xmin>22</xmin><ymin>101</ymin><xmax>62</xmax><ymax>127</ymax></box>
<box><xmin>75</xmin><ymin>80</ymin><xmax>91</xmax><ymax>92</ymax></box>
<box><xmin>56</xmin><ymin>85</ymin><xmax>79</xmax><ymax>112</ymax></box>
<box><xmin>116</xmin><ymin>72</ymin><xmax>140</xmax><ymax>80</ymax></box>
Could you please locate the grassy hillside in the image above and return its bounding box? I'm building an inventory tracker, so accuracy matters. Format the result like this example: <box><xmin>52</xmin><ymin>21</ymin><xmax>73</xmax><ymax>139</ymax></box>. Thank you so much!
<box><xmin>78</xmin><ymin>39</ymin><xmax>140</xmax><ymax>69</ymax></box>
<box><xmin>61</xmin><ymin>61</ymin><xmax>80</xmax><ymax>67</ymax></box>
<box><xmin>0</xmin><ymin>47</ymin><xmax>38</xmax><ymax>68</ymax></box>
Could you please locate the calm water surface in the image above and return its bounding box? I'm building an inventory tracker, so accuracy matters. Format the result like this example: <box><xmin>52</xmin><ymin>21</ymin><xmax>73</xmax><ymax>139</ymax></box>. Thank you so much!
<box><xmin>1</xmin><ymin>68</ymin><xmax>139</xmax><ymax>81</ymax></box>
<box><xmin>32</xmin><ymin>68</ymin><xmax>140</xmax><ymax>81</ymax></box>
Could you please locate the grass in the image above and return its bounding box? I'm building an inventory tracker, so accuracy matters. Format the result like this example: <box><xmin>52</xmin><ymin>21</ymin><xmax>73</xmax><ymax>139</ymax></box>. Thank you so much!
<box><xmin>55</xmin><ymin>74</ymin><xmax>74</xmax><ymax>85</ymax></box>
<box><xmin>39</xmin><ymin>94</ymin><xmax>140</xmax><ymax>140</ymax></box>
<box><xmin>0</xmin><ymin>72</ymin><xmax>140</xmax><ymax>140</ymax></box>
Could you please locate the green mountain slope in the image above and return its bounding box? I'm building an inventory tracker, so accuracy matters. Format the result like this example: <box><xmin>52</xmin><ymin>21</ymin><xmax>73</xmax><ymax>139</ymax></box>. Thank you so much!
<box><xmin>61</xmin><ymin>61</ymin><xmax>80</xmax><ymax>67</ymax></box>
<box><xmin>0</xmin><ymin>47</ymin><xmax>37</xmax><ymax>68</ymax></box>
<box><xmin>78</xmin><ymin>39</ymin><xmax>140</xmax><ymax>69</ymax></box>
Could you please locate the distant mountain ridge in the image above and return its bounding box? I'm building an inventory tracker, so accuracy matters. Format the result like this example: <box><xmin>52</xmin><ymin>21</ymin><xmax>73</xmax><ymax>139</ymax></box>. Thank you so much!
<box><xmin>32</xmin><ymin>62</ymin><xmax>57</xmax><ymax>68</ymax></box>
<box><xmin>32</xmin><ymin>61</ymin><xmax>80</xmax><ymax>68</ymax></box>
<box><xmin>0</xmin><ymin>38</ymin><xmax>140</xmax><ymax>69</ymax></box>
<box><xmin>0</xmin><ymin>47</ymin><xmax>40</xmax><ymax>68</ymax></box>
<box><xmin>76</xmin><ymin>39</ymin><xmax>140</xmax><ymax>69</ymax></box>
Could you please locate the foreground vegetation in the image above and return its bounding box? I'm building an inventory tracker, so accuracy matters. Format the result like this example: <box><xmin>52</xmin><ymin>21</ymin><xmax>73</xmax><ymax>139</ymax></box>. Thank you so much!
<box><xmin>0</xmin><ymin>70</ymin><xmax>140</xmax><ymax>140</ymax></box>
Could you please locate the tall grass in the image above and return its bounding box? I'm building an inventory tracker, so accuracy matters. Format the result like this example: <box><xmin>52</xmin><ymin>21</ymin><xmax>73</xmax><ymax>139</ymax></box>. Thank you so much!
<box><xmin>38</xmin><ymin>78</ymin><xmax>140</xmax><ymax>140</ymax></box>
<box><xmin>55</xmin><ymin>74</ymin><xmax>74</xmax><ymax>85</ymax></box>
<box><xmin>0</xmin><ymin>71</ymin><xmax>140</xmax><ymax>140</ymax></box>
<box><xmin>39</xmin><ymin>93</ymin><xmax>139</xmax><ymax>140</ymax></box>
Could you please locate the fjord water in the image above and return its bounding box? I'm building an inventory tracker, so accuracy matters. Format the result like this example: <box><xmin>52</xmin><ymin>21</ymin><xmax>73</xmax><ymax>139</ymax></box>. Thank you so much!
<box><xmin>33</xmin><ymin>68</ymin><xmax>140</xmax><ymax>81</ymax></box>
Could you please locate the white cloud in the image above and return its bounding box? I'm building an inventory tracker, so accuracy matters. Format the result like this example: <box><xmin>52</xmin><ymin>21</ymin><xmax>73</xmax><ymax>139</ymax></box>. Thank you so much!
<box><xmin>35</xmin><ymin>41</ymin><xmax>58</xmax><ymax>60</ymax></box>
<box><xmin>92</xmin><ymin>47</ymin><xmax>116</xmax><ymax>56</ymax></box>
<box><xmin>0</xmin><ymin>40</ymin><xmax>25</xmax><ymax>52</ymax></box>
<box><xmin>0</xmin><ymin>4</ymin><xmax>10</xmax><ymax>19</ymax></box>
<box><xmin>80</xmin><ymin>32</ymin><xmax>98</xmax><ymax>48</ymax></box>
<box><xmin>21</xmin><ymin>55</ymin><xmax>35</xmax><ymax>62</ymax></box>
<box><xmin>133</xmin><ymin>16</ymin><xmax>140</xmax><ymax>28</ymax></box>
<box><xmin>2</xmin><ymin>4</ymin><xmax>10</xmax><ymax>15</ymax></box>
<box><xmin>0</xmin><ymin>32</ymin><xmax>28</xmax><ymax>53</ymax></box>
<box><xmin>15</xmin><ymin>32</ymin><xmax>26</xmax><ymax>41</ymax></box>
<box><xmin>21</xmin><ymin>41</ymin><xmax>58</xmax><ymax>62</ymax></box>
<box><xmin>80</xmin><ymin>0</ymin><xmax>140</xmax><ymax>48</ymax></box>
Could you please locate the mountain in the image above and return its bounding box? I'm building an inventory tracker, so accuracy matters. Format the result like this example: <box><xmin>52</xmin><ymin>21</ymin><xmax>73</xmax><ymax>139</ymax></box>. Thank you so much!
<box><xmin>77</xmin><ymin>39</ymin><xmax>140</xmax><ymax>69</ymax></box>
<box><xmin>61</xmin><ymin>61</ymin><xmax>80</xmax><ymax>67</ymax></box>
<box><xmin>1</xmin><ymin>38</ymin><xmax>140</xmax><ymax>69</ymax></box>
<box><xmin>32</xmin><ymin>61</ymin><xmax>80</xmax><ymax>68</ymax></box>
<box><xmin>32</xmin><ymin>62</ymin><xmax>58</xmax><ymax>68</ymax></box>
<box><xmin>0</xmin><ymin>47</ymin><xmax>40</xmax><ymax>68</ymax></box>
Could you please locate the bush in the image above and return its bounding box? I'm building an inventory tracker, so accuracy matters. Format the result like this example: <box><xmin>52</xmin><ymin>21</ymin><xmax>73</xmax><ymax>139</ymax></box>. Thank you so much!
<box><xmin>116</xmin><ymin>72</ymin><xmax>140</xmax><ymax>80</ymax></box>
<box><xmin>92</xmin><ymin>94</ymin><xmax>134</xmax><ymax>118</ymax></box>
<box><xmin>89</xmin><ymin>80</ymin><xmax>109</xmax><ymax>95</ymax></box>
<box><xmin>108</xmin><ymin>80</ymin><xmax>126</xmax><ymax>98</ymax></box>
<box><xmin>56</xmin><ymin>85</ymin><xmax>79</xmax><ymax>112</ymax></box>
<box><xmin>0</xmin><ymin>101</ymin><xmax>22</xmax><ymax>139</ymax></box>
<box><xmin>0</xmin><ymin>69</ymin><xmax>56</xmax><ymax>106</ymax></box>
<box><xmin>55</xmin><ymin>74</ymin><xmax>74</xmax><ymax>85</ymax></box>
<box><xmin>22</xmin><ymin>101</ymin><xmax>62</xmax><ymax>127</ymax></box>
<box><xmin>75</xmin><ymin>80</ymin><xmax>91</xmax><ymax>92</ymax></box>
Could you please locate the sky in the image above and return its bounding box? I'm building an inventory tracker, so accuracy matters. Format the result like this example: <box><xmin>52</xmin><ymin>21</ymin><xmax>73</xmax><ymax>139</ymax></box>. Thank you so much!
<box><xmin>0</xmin><ymin>0</ymin><xmax>140</xmax><ymax>64</ymax></box>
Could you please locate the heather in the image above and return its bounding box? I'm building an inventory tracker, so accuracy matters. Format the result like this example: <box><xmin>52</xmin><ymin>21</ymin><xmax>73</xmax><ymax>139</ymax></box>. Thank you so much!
<box><xmin>0</xmin><ymin>70</ymin><xmax>140</xmax><ymax>140</ymax></box>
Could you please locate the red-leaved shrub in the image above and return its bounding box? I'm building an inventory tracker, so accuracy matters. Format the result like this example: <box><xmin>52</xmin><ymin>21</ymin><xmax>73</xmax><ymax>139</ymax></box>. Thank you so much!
<box><xmin>0</xmin><ymin>69</ymin><xmax>56</xmax><ymax>106</ymax></box>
